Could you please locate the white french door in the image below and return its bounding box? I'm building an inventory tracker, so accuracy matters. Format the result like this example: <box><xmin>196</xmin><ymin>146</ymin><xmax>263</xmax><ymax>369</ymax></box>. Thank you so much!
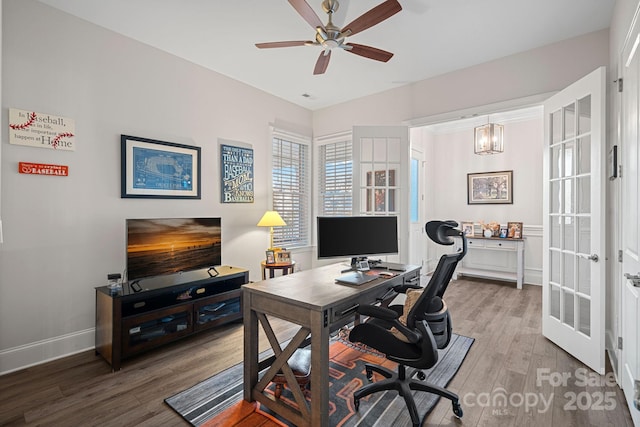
<box><xmin>352</xmin><ymin>126</ymin><xmax>409</xmax><ymax>262</ymax></box>
<box><xmin>542</xmin><ymin>67</ymin><xmax>606</xmax><ymax>374</ymax></box>
<box><xmin>620</xmin><ymin>5</ymin><xmax>640</xmax><ymax>423</ymax></box>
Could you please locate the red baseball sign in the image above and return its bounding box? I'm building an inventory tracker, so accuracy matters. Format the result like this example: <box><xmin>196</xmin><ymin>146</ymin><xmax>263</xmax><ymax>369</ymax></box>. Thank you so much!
<box><xmin>19</xmin><ymin>162</ymin><xmax>68</xmax><ymax>176</ymax></box>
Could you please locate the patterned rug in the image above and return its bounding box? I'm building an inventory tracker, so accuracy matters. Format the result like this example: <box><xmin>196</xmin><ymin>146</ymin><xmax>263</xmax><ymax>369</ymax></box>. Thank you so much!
<box><xmin>165</xmin><ymin>333</ymin><xmax>474</xmax><ymax>427</ymax></box>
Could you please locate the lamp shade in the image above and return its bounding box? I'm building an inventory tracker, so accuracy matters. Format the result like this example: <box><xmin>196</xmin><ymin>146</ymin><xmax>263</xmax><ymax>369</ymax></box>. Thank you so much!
<box><xmin>257</xmin><ymin>211</ymin><xmax>286</xmax><ymax>227</ymax></box>
<box><xmin>474</xmin><ymin>123</ymin><xmax>504</xmax><ymax>155</ymax></box>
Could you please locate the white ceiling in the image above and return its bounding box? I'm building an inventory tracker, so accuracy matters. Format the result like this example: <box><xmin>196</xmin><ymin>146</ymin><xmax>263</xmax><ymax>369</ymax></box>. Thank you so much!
<box><xmin>36</xmin><ymin>0</ymin><xmax>615</xmax><ymax>111</ymax></box>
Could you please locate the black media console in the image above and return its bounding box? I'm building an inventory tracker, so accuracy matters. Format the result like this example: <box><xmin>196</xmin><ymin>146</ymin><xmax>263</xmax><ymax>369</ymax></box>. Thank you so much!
<box><xmin>95</xmin><ymin>265</ymin><xmax>248</xmax><ymax>370</ymax></box>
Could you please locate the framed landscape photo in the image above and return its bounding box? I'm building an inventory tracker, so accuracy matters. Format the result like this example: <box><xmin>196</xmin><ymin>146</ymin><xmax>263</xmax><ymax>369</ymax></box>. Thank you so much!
<box><xmin>467</xmin><ymin>170</ymin><xmax>513</xmax><ymax>205</ymax></box>
<box><xmin>121</xmin><ymin>135</ymin><xmax>201</xmax><ymax>199</ymax></box>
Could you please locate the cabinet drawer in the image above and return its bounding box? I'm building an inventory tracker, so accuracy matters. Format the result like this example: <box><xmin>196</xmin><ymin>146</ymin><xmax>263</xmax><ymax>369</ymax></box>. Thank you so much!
<box><xmin>467</xmin><ymin>239</ymin><xmax>485</xmax><ymax>248</ymax></box>
<box><xmin>485</xmin><ymin>240</ymin><xmax>516</xmax><ymax>250</ymax></box>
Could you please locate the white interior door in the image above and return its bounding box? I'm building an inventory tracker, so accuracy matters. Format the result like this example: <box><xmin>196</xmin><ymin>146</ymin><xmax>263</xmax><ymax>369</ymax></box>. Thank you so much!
<box><xmin>352</xmin><ymin>126</ymin><xmax>409</xmax><ymax>262</ymax></box>
<box><xmin>620</xmin><ymin>7</ymin><xmax>640</xmax><ymax>423</ymax></box>
<box><xmin>542</xmin><ymin>67</ymin><xmax>606</xmax><ymax>375</ymax></box>
<box><xmin>409</xmin><ymin>148</ymin><xmax>426</xmax><ymax>268</ymax></box>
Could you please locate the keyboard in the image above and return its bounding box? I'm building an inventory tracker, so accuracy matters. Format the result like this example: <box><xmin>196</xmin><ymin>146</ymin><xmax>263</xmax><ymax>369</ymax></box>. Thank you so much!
<box><xmin>335</xmin><ymin>271</ymin><xmax>379</xmax><ymax>286</ymax></box>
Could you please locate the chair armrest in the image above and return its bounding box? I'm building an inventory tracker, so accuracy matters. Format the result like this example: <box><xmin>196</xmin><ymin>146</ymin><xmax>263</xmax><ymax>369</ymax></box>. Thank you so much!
<box><xmin>356</xmin><ymin>304</ymin><xmax>422</xmax><ymax>343</ymax></box>
<box><xmin>393</xmin><ymin>284</ymin><xmax>423</xmax><ymax>294</ymax></box>
<box><xmin>356</xmin><ymin>304</ymin><xmax>399</xmax><ymax>321</ymax></box>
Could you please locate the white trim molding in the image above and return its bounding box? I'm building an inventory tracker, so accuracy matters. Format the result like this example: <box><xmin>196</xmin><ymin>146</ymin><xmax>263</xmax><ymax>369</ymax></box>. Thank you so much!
<box><xmin>0</xmin><ymin>328</ymin><xmax>94</xmax><ymax>375</ymax></box>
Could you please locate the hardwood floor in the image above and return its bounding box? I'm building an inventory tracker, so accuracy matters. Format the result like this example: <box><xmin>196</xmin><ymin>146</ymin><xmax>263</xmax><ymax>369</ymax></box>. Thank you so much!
<box><xmin>0</xmin><ymin>278</ymin><xmax>633</xmax><ymax>426</ymax></box>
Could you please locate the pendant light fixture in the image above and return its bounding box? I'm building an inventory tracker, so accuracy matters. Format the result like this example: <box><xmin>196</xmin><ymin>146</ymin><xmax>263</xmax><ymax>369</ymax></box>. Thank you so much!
<box><xmin>474</xmin><ymin>118</ymin><xmax>504</xmax><ymax>155</ymax></box>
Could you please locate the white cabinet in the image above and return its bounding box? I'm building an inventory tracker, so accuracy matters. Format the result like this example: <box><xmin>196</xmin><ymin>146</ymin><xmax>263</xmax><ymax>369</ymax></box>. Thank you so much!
<box><xmin>455</xmin><ymin>236</ymin><xmax>525</xmax><ymax>289</ymax></box>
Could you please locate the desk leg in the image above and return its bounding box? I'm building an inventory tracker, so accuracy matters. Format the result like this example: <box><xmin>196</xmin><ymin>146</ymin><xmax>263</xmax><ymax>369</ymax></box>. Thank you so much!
<box><xmin>309</xmin><ymin>309</ymin><xmax>330</xmax><ymax>427</ymax></box>
<box><xmin>243</xmin><ymin>293</ymin><xmax>258</xmax><ymax>401</ymax></box>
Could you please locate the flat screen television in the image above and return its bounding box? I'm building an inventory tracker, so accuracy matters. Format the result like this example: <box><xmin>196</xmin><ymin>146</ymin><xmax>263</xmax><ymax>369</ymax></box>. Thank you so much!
<box><xmin>317</xmin><ymin>216</ymin><xmax>398</xmax><ymax>266</ymax></box>
<box><xmin>126</xmin><ymin>217</ymin><xmax>221</xmax><ymax>281</ymax></box>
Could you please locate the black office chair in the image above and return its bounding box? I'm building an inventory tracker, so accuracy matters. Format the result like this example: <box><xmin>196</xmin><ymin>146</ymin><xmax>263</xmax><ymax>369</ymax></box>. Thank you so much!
<box><xmin>348</xmin><ymin>220</ymin><xmax>467</xmax><ymax>427</ymax></box>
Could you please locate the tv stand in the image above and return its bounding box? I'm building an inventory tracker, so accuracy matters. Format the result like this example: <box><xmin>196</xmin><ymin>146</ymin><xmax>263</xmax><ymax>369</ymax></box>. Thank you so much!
<box><xmin>95</xmin><ymin>265</ymin><xmax>248</xmax><ymax>370</ymax></box>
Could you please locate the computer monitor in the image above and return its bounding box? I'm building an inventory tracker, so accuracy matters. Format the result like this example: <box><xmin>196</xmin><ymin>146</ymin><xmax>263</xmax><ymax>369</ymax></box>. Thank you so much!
<box><xmin>317</xmin><ymin>216</ymin><xmax>399</xmax><ymax>268</ymax></box>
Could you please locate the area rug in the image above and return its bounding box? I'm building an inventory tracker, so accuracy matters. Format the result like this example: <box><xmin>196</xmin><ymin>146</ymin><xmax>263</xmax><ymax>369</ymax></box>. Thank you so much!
<box><xmin>165</xmin><ymin>333</ymin><xmax>474</xmax><ymax>427</ymax></box>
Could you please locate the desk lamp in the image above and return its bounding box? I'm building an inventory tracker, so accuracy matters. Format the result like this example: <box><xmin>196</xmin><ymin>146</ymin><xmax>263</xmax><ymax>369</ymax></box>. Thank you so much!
<box><xmin>257</xmin><ymin>211</ymin><xmax>286</xmax><ymax>250</ymax></box>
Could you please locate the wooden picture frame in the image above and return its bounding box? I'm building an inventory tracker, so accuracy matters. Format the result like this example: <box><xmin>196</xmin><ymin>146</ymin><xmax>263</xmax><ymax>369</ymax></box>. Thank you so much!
<box><xmin>121</xmin><ymin>135</ymin><xmax>201</xmax><ymax>199</ymax></box>
<box><xmin>467</xmin><ymin>170</ymin><xmax>513</xmax><ymax>205</ymax></box>
<box><xmin>275</xmin><ymin>250</ymin><xmax>291</xmax><ymax>263</ymax></box>
<box><xmin>265</xmin><ymin>250</ymin><xmax>275</xmax><ymax>264</ymax></box>
<box><xmin>507</xmin><ymin>222</ymin><xmax>523</xmax><ymax>239</ymax></box>
<box><xmin>461</xmin><ymin>222</ymin><xmax>474</xmax><ymax>236</ymax></box>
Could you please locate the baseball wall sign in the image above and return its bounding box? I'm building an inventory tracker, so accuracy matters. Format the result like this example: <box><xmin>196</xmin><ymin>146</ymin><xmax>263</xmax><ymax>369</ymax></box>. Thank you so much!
<box><xmin>9</xmin><ymin>108</ymin><xmax>75</xmax><ymax>151</ymax></box>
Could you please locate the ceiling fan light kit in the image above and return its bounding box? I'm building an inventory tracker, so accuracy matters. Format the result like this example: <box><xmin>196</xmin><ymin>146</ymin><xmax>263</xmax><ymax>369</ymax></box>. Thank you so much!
<box><xmin>256</xmin><ymin>0</ymin><xmax>402</xmax><ymax>75</ymax></box>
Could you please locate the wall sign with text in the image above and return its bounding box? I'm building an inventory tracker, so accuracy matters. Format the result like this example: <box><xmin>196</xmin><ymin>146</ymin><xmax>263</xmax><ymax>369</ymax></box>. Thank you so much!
<box><xmin>220</xmin><ymin>143</ymin><xmax>254</xmax><ymax>203</ymax></box>
<box><xmin>19</xmin><ymin>162</ymin><xmax>68</xmax><ymax>176</ymax></box>
<box><xmin>9</xmin><ymin>108</ymin><xmax>75</xmax><ymax>151</ymax></box>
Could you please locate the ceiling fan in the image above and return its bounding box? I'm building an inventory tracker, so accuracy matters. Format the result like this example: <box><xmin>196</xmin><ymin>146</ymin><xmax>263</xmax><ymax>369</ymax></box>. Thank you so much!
<box><xmin>255</xmin><ymin>0</ymin><xmax>402</xmax><ymax>75</ymax></box>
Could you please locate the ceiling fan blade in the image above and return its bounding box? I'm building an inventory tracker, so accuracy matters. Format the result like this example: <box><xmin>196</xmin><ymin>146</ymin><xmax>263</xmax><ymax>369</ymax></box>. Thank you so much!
<box><xmin>344</xmin><ymin>43</ymin><xmax>394</xmax><ymax>62</ymax></box>
<box><xmin>314</xmin><ymin>50</ymin><xmax>331</xmax><ymax>75</ymax></box>
<box><xmin>255</xmin><ymin>41</ymin><xmax>311</xmax><ymax>49</ymax></box>
<box><xmin>288</xmin><ymin>0</ymin><xmax>325</xmax><ymax>31</ymax></box>
<box><xmin>341</xmin><ymin>0</ymin><xmax>402</xmax><ymax>37</ymax></box>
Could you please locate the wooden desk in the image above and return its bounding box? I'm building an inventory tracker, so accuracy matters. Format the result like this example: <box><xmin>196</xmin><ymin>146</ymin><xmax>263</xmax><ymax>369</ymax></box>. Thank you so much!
<box><xmin>261</xmin><ymin>260</ymin><xmax>296</xmax><ymax>280</ymax></box>
<box><xmin>455</xmin><ymin>236</ymin><xmax>525</xmax><ymax>289</ymax></box>
<box><xmin>242</xmin><ymin>262</ymin><xmax>420</xmax><ymax>427</ymax></box>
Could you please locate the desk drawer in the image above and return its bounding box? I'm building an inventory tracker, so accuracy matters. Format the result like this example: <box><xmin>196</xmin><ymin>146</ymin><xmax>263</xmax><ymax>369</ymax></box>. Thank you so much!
<box><xmin>485</xmin><ymin>240</ymin><xmax>516</xmax><ymax>250</ymax></box>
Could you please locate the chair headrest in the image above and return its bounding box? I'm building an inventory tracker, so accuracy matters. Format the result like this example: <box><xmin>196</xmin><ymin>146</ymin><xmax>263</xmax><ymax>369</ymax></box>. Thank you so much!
<box><xmin>425</xmin><ymin>220</ymin><xmax>461</xmax><ymax>245</ymax></box>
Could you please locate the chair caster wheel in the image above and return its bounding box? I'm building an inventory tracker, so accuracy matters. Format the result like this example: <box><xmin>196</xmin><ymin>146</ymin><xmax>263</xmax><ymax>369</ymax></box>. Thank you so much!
<box><xmin>354</xmin><ymin>398</ymin><xmax>360</xmax><ymax>411</ymax></box>
<box><xmin>365</xmin><ymin>368</ymin><xmax>373</xmax><ymax>382</ymax></box>
<box><xmin>416</xmin><ymin>370</ymin><xmax>426</xmax><ymax>381</ymax></box>
<box><xmin>452</xmin><ymin>401</ymin><xmax>463</xmax><ymax>418</ymax></box>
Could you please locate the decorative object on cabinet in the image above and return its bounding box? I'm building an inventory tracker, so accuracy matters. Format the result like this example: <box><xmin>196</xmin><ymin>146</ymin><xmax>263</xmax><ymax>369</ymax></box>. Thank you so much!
<box><xmin>95</xmin><ymin>266</ymin><xmax>248</xmax><ymax>370</ymax></box>
<box><xmin>467</xmin><ymin>170</ymin><xmax>513</xmax><ymax>204</ymax></box>
<box><xmin>499</xmin><ymin>227</ymin><xmax>508</xmax><ymax>238</ymax></box>
<box><xmin>121</xmin><ymin>135</ymin><xmax>201</xmax><ymax>199</ymax></box>
<box><xmin>507</xmin><ymin>222</ymin><xmax>523</xmax><ymax>238</ymax></box>
<box><xmin>480</xmin><ymin>220</ymin><xmax>501</xmax><ymax>237</ymax></box>
<box><xmin>461</xmin><ymin>222</ymin><xmax>474</xmax><ymax>236</ymax></box>
<box><xmin>220</xmin><ymin>143</ymin><xmax>254</xmax><ymax>203</ymax></box>
<box><xmin>257</xmin><ymin>211</ymin><xmax>287</xmax><ymax>250</ymax></box>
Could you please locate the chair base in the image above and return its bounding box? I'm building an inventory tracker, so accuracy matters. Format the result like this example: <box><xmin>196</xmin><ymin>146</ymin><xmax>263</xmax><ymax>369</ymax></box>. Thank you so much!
<box><xmin>353</xmin><ymin>363</ymin><xmax>462</xmax><ymax>427</ymax></box>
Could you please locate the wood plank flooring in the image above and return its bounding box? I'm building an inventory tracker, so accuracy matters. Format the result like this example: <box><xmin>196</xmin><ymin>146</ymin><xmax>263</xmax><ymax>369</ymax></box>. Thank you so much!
<box><xmin>0</xmin><ymin>278</ymin><xmax>633</xmax><ymax>426</ymax></box>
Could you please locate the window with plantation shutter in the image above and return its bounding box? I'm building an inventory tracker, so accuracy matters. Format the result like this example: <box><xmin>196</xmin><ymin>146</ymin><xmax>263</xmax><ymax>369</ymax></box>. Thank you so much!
<box><xmin>319</xmin><ymin>140</ymin><xmax>352</xmax><ymax>216</ymax></box>
<box><xmin>271</xmin><ymin>131</ymin><xmax>310</xmax><ymax>249</ymax></box>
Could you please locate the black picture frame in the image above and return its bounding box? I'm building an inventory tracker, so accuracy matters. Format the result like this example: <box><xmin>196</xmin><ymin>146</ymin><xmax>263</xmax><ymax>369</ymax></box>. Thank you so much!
<box><xmin>121</xmin><ymin>135</ymin><xmax>201</xmax><ymax>199</ymax></box>
<box><xmin>467</xmin><ymin>170</ymin><xmax>513</xmax><ymax>205</ymax></box>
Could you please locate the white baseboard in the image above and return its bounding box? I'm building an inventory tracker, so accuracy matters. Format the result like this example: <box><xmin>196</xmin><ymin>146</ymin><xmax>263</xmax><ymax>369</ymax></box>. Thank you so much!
<box><xmin>0</xmin><ymin>328</ymin><xmax>95</xmax><ymax>375</ymax></box>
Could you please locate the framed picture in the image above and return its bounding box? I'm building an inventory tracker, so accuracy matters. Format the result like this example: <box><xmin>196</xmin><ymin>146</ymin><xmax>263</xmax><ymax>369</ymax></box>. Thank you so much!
<box><xmin>220</xmin><ymin>143</ymin><xmax>254</xmax><ymax>203</ymax></box>
<box><xmin>507</xmin><ymin>222</ymin><xmax>523</xmax><ymax>239</ymax></box>
<box><xmin>461</xmin><ymin>222</ymin><xmax>474</xmax><ymax>236</ymax></box>
<box><xmin>499</xmin><ymin>227</ymin><xmax>508</xmax><ymax>238</ymax></box>
<box><xmin>265</xmin><ymin>250</ymin><xmax>275</xmax><ymax>264</ymax></box>
<box><xmin>467</xmin><ymin>170</ymin><xmax>513</xmax><ymax>205</ymax></box>
<box><xmin>275</xmin><ymin>250</ymin><xmax>291</xmax><ymax>263</ymax></box>
<box><xmin>121</xmin><ymin>135</ymin><xmax>201</xmax><ymax>199</ymax></box>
